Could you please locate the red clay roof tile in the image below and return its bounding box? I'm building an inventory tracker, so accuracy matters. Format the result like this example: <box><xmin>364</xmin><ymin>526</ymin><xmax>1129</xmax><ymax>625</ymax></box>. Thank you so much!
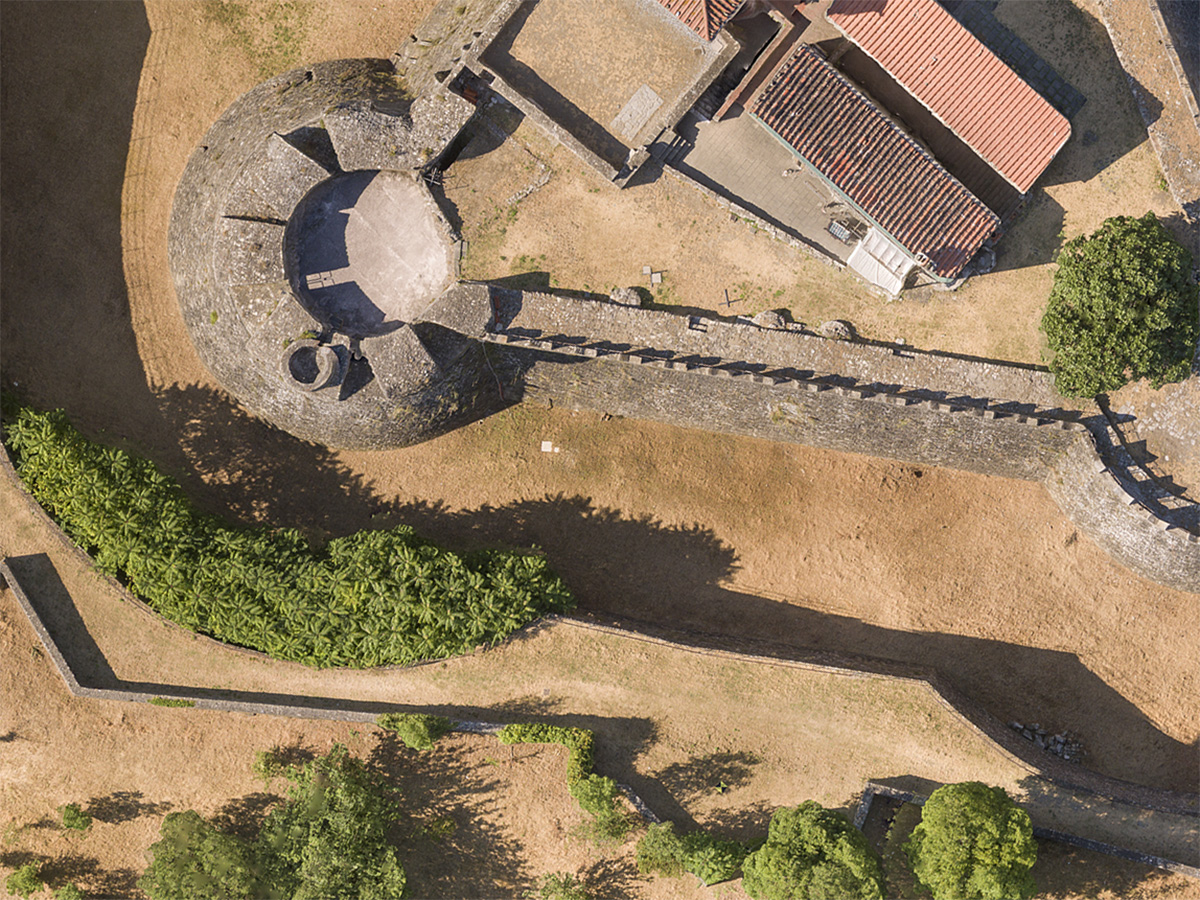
<box><xmin>655</xmin><ymin>0</ymin><xmax>744</xmax><ymax>41</ymax></box>
<box><xmin>751</xmin><ymin>43</ymin><xmax>999</xmax><ymax>279</ymax></box>
<box><xmin>828</xmin><ymin>0</ymin><xmax>1070</xmax><ymax>193</ymax></box>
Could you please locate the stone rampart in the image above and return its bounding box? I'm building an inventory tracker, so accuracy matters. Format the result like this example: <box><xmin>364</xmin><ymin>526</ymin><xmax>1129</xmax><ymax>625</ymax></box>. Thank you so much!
<box><xmin>480</xmin><ymin>300</ymin><xmax>1200</xmax><ymax>592</ymax></box>
<box><xmin>1045</xmin><ymin>432</ymin><xmax>1200</xmax><ymax>594</ymax></box>
<box><xmin>489</xmin><ymin>333</ymin><xmax>1083</xmax><ymax>482</ymax></box>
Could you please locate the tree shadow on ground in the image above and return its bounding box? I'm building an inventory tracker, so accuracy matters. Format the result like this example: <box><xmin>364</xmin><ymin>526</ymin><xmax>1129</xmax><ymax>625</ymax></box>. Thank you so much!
<box><xmin>697</xmin><ymin>800</ymin><xmax>775</xmax><ymax>843</ymax></box>
<box><xmin>0</xmin><ymin>851</ymin><xmax>139</xmax><ymax>899</ymax></box>
<box><xmin>654</xmin><ymin>751</ymin><xmax>761</xmax><ymax>809</ymax></box>
<box><xmin>211</xmin><ymin>792</ymin><xmax>281</xmax><ymax>842</ymax></box>
<box><xmin>581</xmin><ymin>854</ymin><xmax>652</xmax><ymax>900</ymax></box>
<box><xmin>84</xmin><ymin>791</ymin><xmax>172</xmax><ymax>825</ymax></box>
<box><xmin>368</xmin><ymin>736</ymin><xmax>533</xmax><ymax>898</ymax></box>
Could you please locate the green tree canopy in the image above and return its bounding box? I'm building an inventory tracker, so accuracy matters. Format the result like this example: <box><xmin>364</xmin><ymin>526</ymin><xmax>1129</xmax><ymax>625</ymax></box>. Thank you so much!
<box><xmin>904</xmin><ymin>782</ymin><xmax>1037</xmax><ymax>900</ymax></box>
<box><xmin>741</xmin><ymin>801</ymin><xmax>885</xmax><ymax>900</ymax></box>
<box><xmin>139</xmin><ymin>746</ymin><xmax>405</xmax><ymax>900</ymax></box>
<box><xmin>1041</xmin><ymin>212</ymin><xmax>1198</xmax><ymax>397</ymax></box>
<box><xmin>138</xmin><ymin>810</ymin><xmax>259</xmax><ymax>900</ymax></box>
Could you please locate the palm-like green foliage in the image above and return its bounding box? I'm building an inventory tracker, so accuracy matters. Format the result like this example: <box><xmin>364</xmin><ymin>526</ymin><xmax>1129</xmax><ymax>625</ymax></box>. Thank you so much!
<box><xmin>5</xmin><ymin>407</ymin><xmax>574</xmax><ymax>668</ymax></box>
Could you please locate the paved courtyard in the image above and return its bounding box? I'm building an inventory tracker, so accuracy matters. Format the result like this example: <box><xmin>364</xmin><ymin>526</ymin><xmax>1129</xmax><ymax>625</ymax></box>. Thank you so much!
<box><xmin>291</xmin><ymin>170</ymin><xmax>454</xmax><ymax>337</ymax></box>
<box><xmin>672</xmin><ymin>105</ymin><xmax>858</xmax><ymax>263</ymax></box>
<box><xmin>481</xmin><ymin>0</ymin><xmax>721</xmax><ymax>168</ymax></box>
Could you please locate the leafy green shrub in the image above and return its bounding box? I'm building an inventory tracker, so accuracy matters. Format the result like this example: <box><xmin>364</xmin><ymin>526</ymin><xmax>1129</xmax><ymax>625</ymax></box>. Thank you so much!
<box><xmin>681</xmin><ymin>832</ymin><xmax>750</xmax><ymax>885</ymax></box>
<box><xmin>637</xmin><ymin>821</ymin><xmax>687</xmax><ymax>877</ymax></box>
<box><xmin>524</xmin><ymin>872</ymin><xmax>591</xmax><ymax>900</ymax></box>
<box><xmin>497</xmin><ymin>724</ymin><xmax>594</xmax><ymax>783</ymax></box>
<box><xmin>4</xmin><ymin>407</ymin><xmax>574</xmax><ymax>669</ymax></box>
<box><xmin>905</xmin><ymin>783</ymin><xmax>1036</xmax><ymax>900</ymax></box>
<box><xmin>251</xmin><ymin>748</ymin><xmax>288</xmax><ymax>784</ymax></box>
<box><xmin>1041</xmin><ymin>212</ymin><xmax>1199</xmax><ymax>396</ymax></box>
<box><xmin>140</xmin><ymin>746</ymin><xmax>405</xmax><ymax>900</ymax></box>
<box><xmin>636</xmin><ymin>821</ymin><xmax>749</xmax><ymax>885</ymax></box>
<box><xmin>138</xmin><ymin>810</ymin><xmax>259</xmax><ymax>899</ymax></box>
<box><xmin>742</xmin><ymin>801</ymin><xmax>885</xmax><ymax>900</ymax></box>
<box><xmin>148</xmin><ymin>697</ymin><xmax>195</xmax><ymax>708</ymax></box>
<box><xmin>5</xmin><ymin>863</ymin><xmax>44</xmax><ymax>899</ymax></box>
<box><xmin>254</xmin><ymin>745</ymin><xmax>406</xmax><ymax>899</ymax></box>
<box><xmin>55</xmin><ymin>882</ymin><xmax>85</xmax><ymax>900</ymax></box>
<box><xmin>377</xmin><ymin>712</ymin><xmax>453</xmax><ymax>750</ymax></box>
<box><xmin>60</xmin><ymin>802</ymin><xmax>92</xmax><ymax>831</ymax></box>
<box><xmin>568</xmin><ymin>774</ymin><xmax>631</xmax><ymax>842</ymax></box>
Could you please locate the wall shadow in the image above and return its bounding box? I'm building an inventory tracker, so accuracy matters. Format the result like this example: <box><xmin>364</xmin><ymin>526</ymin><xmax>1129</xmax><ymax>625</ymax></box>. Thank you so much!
<box><xmin>479</xmin><ymin>5</ymin><xmax>628</xmax><ymax>170</ymax></box>
<box><xmin>1158</xmin><ymin>0</ymin><xmax>1200</xmax><ymax>106</ymax></box>
<box><xmin>0</xmin><ymin>2</ymin><xmax>165</xmax><ymax>447</ymax></box>
<box><xmin>1033</xmin><ymin>3</ymin><xmax>1150</xmax><ymax>189</ymax></box>
<box><xmin>10</xmin><ymin>458</ymin><xmax>1197</xmax><ymax>801</ymax></box>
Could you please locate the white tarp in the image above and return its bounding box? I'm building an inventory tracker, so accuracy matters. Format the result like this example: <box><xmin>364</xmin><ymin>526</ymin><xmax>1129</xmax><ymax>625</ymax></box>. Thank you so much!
<box><xmin>846</xmin><ymin>227</ymin><xmax>917</xmax><ymax>296</ymax></box>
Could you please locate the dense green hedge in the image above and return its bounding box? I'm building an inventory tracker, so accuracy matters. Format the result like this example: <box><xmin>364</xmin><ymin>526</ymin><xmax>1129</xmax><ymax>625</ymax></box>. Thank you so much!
<box><xmin>497</xmin><ymin>723</ymin><xmax>595</xmax><ymax>784</ymax></box>
<box><xmin>4</xmin><ymin>407</ymin><xmax>574</xmax><ymax>668</ymax></box>
<box><xmin>377</xmin><ymin>712</ymin><xmax>454</xmax><ymax>750</ymax></box>
<box><xmin>636</xmin><ymin>821</ymin><xmax>750</xmax><ymax>886</ymax></box>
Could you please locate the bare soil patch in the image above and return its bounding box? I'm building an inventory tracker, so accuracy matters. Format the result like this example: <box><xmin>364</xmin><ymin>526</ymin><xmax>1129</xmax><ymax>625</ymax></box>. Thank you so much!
<box><xmin>1</xmin><ymin>0</ymin><xmax>1198</xmax><ymax>896</ymax></box>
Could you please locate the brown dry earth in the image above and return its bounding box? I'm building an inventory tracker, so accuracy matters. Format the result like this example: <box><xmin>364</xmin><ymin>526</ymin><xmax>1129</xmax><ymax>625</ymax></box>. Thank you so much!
<box><xmin>1</xmin><ymin>0</ymin><xmax>1198</xmax><ymax>897</ymax></box>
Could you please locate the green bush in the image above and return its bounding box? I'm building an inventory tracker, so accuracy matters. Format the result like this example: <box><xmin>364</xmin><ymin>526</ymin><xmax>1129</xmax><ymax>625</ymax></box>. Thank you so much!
<box><xmin>742</xmin><ymin>801</ymin><xmax>884</xmax><ymax>900</ymax></box>
<box><xmin>905</xmin><ymin>783</ymin><xmax>1036</xmax><ymax>900</ymax></box>
<box><xmin>60</xmin><ymin>802</ymin><xmax>92</xmax><ymax>831</ymax></box>
<box><xmin>377</xmin><ymin>712</ymin><xmax>454</xmax><ymax>750</ymax></box>
<box><xmin>524</xmin><ymin>872</ymin><xmax>591</xmax><ymax>900</ymax></box>
<box><xmin>4</xmin><ymin>407</ymin><xmax>574</xmax><ymax>669</ymax></box>
<box><xmin>5</xmin><ymin>863</ymin><xmax>44</xmax><ymax>900</ymax></box>
<box><xmin>1041</xmin><ymin>212</ymin><xmax>1199</xmax><ymax>396</ymax></box>
<box><xmin>497</xmin><ymin>723</ymin><xmax>594</xmax><ymax>783</ymax></box>
<box><xmin>251</xmin><ymin>748</ymin><xmax>289</xmax><ymax>783</ymax></box>
<box><xmin>568</xmin><ymin>774</ymin><xmax>631</xmax><ymax>842</ymax></box>
<box><xmin>636</xmin><ymin>821</ymin><xmax>749</xmax><ymax>885</ymax></box>
<box><xmin>55</xmin><ymin>883</ymin><xmax>85</xmax><ymax>900</ymax></box>
<box><xmin>148</xmin><ymin>697</ymin><xmax>195</xmax><ymax>708</ymax></box>
<box><xmin>637</xmin><ymin>822</ymin><xmax>687</xmax><ymax>878</ymax></box>
<box><xmin>140</xmin><ymin>746</ymin><xmax>405</xmax><ymax>900</ymax></box>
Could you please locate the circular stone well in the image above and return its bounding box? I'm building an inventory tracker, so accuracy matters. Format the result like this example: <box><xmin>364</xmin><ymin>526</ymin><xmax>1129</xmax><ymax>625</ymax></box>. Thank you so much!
<box><xmin>286</xmin><ymin>169</ymin><xmax>455</xmax><ymax>337</ymax></box>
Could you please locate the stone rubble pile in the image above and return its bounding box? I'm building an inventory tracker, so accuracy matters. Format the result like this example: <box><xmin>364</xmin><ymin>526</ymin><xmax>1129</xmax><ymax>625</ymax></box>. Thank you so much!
<box><xmin>1009</xmin><ymin>720</ymin><xmax>1085</xmax><ymax>763</ymax></box>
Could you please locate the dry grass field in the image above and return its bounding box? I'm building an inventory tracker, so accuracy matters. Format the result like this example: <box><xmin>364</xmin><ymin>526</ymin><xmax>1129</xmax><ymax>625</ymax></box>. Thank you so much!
<box><xmin>1</xmin><ymin>0</ymin><xmax>1197</xmax><ymax>897</ymax></box>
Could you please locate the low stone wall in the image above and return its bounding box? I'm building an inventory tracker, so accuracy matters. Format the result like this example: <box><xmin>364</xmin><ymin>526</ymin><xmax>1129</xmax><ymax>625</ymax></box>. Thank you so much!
<box><xmin>4</xmin><ymin>545</ymin><xmax>1197</xmax><ymax>826</ymax></box>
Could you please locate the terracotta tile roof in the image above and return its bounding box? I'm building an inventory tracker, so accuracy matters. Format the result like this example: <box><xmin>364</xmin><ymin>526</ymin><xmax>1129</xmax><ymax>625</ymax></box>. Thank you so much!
<box><xmin>751</xmin><ymin>44</ymin><xmax>999</xmax><ymax>279</ymax></box>
<box><xmin>828</xmin><ymin>0</ymin><xmax>1070</xmax><ymax>193</ymax></box>
<box><xmin>654</xmin><ymin>0</ymin><xmax>744</xmax><ymax>41</ymax></box>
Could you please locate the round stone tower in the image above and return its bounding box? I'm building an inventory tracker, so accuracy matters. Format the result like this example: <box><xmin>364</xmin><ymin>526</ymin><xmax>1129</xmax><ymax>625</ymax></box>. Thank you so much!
<box><xmin>168</xmin><ymin>59</ymin><xmax>494</xmax><ymax>448</ymax></box>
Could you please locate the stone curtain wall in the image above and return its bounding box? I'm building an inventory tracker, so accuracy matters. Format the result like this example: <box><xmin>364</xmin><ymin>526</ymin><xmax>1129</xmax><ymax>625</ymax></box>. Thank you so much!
<box><xmin>494</xmin><ymin>336</ymin><xmax>1082</xmax><ymax>481</ymax></box>
<box><xmin>486</xmin><ymin>321</ymin><xmax>1199</xmax><ymax>593</ymax></box>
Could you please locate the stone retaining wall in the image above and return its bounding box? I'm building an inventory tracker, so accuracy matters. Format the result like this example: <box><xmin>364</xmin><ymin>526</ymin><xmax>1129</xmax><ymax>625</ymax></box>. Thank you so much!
<box><xmin>5</xmin><ymin>544</ymin><xmax>1196</xmax><ymax>833</ymax></box>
